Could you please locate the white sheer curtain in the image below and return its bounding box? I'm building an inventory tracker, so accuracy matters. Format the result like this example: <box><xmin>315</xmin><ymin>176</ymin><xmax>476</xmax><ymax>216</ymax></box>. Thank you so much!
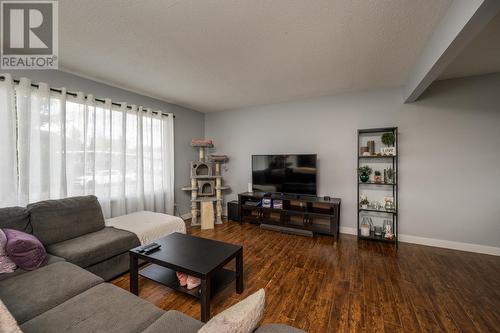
<box><xmin>0</xmin><ymin>75</ymin><xmax>18</xmax><ymax>207</ymax></box>
<box><xmin>0</xmin><ymin>74</ymin><xmax>175</xmax><ymax>218</ymax></box>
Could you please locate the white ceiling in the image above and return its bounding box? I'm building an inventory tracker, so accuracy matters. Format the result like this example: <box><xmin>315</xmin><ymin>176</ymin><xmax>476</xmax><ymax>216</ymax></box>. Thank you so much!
<box><xmin>59</xmin><ymin>0</ymin><xmax>452</xmax><ymax>112</ymax></box>
<box><xmin>439</xmin><ymin>11</ymin><xmax>500</xmax><ymax>80</ymax></box>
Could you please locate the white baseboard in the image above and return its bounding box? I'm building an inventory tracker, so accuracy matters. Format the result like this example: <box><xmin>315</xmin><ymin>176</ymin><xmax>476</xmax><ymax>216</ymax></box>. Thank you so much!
<box><xmin>340</xmin><ymin>226</ymin><xmax>357</xmax><ymax>235</ymax></box>
<box><xmin>338</xmin><ymin>227</ymin><xmax>500</xmax><ymax>256</ymax></box>
<box><xmin>178</xmin><ymin>217</ymin><xmax>499</xmax><ymax>256</ymax></box>
<box><xmin>398</xmin><ymin>234</ymin><xmax>500</xmax><ymax>256</ymax></box>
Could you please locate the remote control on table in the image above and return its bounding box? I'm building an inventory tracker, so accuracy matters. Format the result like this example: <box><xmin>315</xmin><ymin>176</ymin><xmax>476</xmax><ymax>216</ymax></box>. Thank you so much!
<box><xmin>137</xmin><ymin>242</ymin><xmax>160</xmax><ymax>253</ymax></box>
<box><xmin>144</xmin><ymin>244</ymin><xmax>161</xmax><ymax>254</ymax></box>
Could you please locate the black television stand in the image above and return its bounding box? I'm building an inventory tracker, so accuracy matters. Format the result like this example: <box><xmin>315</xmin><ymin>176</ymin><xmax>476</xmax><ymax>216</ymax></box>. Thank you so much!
<box><xmin>238</xmin><ymin>192</ymin><xmax>341</xmax><ymax>238</ymax></box>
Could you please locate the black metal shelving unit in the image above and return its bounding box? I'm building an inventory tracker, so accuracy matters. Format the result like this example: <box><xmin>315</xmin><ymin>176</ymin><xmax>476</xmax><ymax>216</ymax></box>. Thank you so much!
<box><xmin>357</xmin><ymin>127</ymin><xmax>398</xmax><ymax>247</ymax></box>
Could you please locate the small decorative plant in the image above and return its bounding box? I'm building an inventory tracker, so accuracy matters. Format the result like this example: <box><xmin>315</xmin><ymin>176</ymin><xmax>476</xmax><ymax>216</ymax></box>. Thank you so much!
<box><xmin>358</xmin><ymin>166</ymin><xmax>372</xmax><ymax>183</ymax></box>
<box><xmin>358</xmin><ymin>166</ymin><xmax>372</xmax><ymax>175</ymax></box>
<box><xmin>386</xmin><ymin>167</ymin><xmax>394</xmax><ymax>183</ymax></box>
<box><xmin>381</xmin><ymin>132</ymin><xmax>395</xmax><ymax>147</ymax></box>
<box><xmin>360</xmin><ymin>194</ymin><xmax>369</xmax><ymax>209</ymax></box>
<box><xmin>374</xmin><ymin>170</ymin><xmax>382</xmax><ymax>183</ymax></box>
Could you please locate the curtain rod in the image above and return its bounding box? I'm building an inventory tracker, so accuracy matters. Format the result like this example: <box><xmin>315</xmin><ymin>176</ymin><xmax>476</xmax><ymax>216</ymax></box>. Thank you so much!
<box><xmin>0</xmin><ymin>75</ymin><xmax>175</xmax><ymax>118</ymax></box>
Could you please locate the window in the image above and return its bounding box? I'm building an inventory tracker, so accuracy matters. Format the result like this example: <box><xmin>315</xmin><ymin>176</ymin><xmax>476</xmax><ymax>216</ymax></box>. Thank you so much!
<box><xmin>0</xmin><ymin>75</ymin><xmax>174</xmax><ymax>218</ymax></box>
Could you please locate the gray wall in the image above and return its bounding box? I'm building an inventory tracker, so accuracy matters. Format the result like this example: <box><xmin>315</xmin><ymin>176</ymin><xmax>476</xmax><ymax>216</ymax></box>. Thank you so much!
<box><xmin>205</xmin><ymin>73</ymin><xmax>500</xmax><ymax>248</ymax></box>
<box><xmin>6</xmin><ymin>70</ymin><xmax>204</xmax><ymax>216</ymax></box>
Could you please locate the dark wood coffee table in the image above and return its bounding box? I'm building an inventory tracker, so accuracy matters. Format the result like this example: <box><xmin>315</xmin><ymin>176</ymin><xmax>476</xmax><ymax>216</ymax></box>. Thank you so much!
<box><xmin>129</xmin><ymin>232</ymin><xmax>243</xmax><ymax>322</ymax></box>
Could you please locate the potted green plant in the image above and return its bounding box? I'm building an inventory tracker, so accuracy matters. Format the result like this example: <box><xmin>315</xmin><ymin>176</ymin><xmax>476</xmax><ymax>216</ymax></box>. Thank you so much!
<box><xmin>381</xmin><ymin>132</ymin><xmax>396</xmax><ymax>155</ymax></box>
<box><xmin>360</xmin><ymin>194</ymin><xmax>369</xmax><ymax>209</ymax></box>
<box><xmin>381</xmin><ymin>132</ymin><xmax>395</xmax><ymax>146</ymax></box>
<box><xmin>374</xmin><ymin>170</ymin><xmax>382</xmax><ymax>183</ymax></box>
<box><xmin>358</xmin><ymin>166</ymin><xmax>372</xmax><ymax>183</ymax></box>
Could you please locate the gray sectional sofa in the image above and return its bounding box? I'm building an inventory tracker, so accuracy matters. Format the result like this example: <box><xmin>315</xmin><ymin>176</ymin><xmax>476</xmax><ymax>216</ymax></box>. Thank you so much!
<box><xmin>1</xmin><ymin>196</ymin><xmax>140</xmax><ymax>281</ymax></box>
<box><xmin>0</xmin><ymin>257</ymin><xmax>208</xmax><ymax>332</ymax></box>
<box><xmin>0</xmin><ymin>196</ymin><xmax>303</xmax><ymax>333</ymax></box>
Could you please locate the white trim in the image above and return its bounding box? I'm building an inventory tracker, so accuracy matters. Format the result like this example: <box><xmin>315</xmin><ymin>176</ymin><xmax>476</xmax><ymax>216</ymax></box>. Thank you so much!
<box><xmin>398</xmin><ymin>234</ymin><xmax>500</xmax><ymax>256</ymax></box>
<box><xmin>338</xmin><ymin>226</ymin><xmax>500</xmax><ymax>256</ymax></box>
<box><xmin>340</xmin><ymin>226</ymin><xmax>357</xmax><ymax>235</ymax></box>
<box><xmin>176</xmin><ymin>218</ymin><xmax>500</xmax><ymax>256</ymax></box>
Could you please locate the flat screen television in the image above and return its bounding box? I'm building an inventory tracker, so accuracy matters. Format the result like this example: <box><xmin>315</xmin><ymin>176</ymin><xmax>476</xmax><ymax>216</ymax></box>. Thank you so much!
<box><xmin>252</xmin><ymin>154</ymin><xmax>317</xmax><ymax>195</ymax></box>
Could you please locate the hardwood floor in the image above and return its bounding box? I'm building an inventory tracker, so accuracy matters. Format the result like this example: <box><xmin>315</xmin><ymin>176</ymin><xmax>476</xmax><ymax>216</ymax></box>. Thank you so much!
<box><xmin>112</xmin><ymin>221</ymin><xmax>500</xmax><ymax>332</ymax></box>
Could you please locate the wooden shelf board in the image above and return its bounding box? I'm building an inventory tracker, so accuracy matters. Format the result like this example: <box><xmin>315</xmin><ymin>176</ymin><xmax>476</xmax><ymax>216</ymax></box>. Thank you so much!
<box><xmin>359</xmin><ymin>208</ymin><xmax>397</xmax><ymax>214</ymax></box>
<box><xmin>358</xmin><ymin>127</ymin><xmax>397</xmax><ymax>134</ymax></box>
<box><xmin>191</xmin><ymin>198</ymin><xmax>222</xmax><ymax>202</ymax></box>
<box><xmin>358</xmin><ymin>232</ymin><xmax>396</xmax><ymax>243</ymax></box>
<box><xmin>191</xmin><ymin>143</ymin><xmax>214</xmax><ymax>148</ymax></box>
<box><xmin>358</xmin><ymin>155</ymin><xmax>396</xmax><ymax>159</ymax></box>
<box><xmin>242</xmin><ymin>205</ymin><xmax>333</xmax><ymax>218</ymax></box>
<box><xmin>140</xmin><ymin>264</ymin><xmax>235</xmax><ymax>299</ymax></box>
<box><xmin>192</xmin><ymin>175</ymin><xmax>222</xmax><ymax>179</ymax></box>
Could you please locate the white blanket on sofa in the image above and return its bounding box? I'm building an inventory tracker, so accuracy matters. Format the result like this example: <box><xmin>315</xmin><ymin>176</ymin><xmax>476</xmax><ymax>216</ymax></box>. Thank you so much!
<box><xmin>105</xmin><ymin>211</ymin><xmax>186</xmax><ymax>245</ymax></box>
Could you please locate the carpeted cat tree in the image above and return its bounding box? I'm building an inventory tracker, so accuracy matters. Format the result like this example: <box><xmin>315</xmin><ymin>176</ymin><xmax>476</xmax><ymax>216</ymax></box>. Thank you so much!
<box><xmin>182</xmin><ymin>139</ymin><xmax>229</xmax><ymax>227</ymax></box>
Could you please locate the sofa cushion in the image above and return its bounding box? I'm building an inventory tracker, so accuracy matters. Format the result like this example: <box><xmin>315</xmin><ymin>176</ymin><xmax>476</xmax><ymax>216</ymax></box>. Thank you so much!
<box><xmin>85</xmin><ymin>251</ymin><xmax>131</xmax><ymax>281</ymax></box>
<box><xmin>47</xmin><ymin>227</ymin><xmax>140</xmax><ymax>268</ymax></box>
<box><xmin>0</xmin><ymin>254</ymin><xmax>65</xmax><ymax>282</ymax></box>
<box><xmin>0</xmin><ymin>261</ymin><xmax>103</xmax><ymax>324</ymax></box>
<box><xmin>4</xmin><ymin>228</ymin><xmax>48</xmax><ymax>271</ymax></box>
<box><xmin>20</xmin><ymin>283</ymin><xmax>164</xmax><ymax>333</ymax></box>
<box><xmin>28</xmin><ymin>195</ymin><xmax>105</xmax><ymax>245</ymax></box>
<box><xmin>142</xmin><ymin>310</ymin><xmax>204</xmax><ymax>333</ymax></box>
<box><xmin>0</xmin><ymin>206</ymin><xmax>31</xmax><ymax>232</ymax></box>
<box><xmin>199</xmin><ymin>289</ymin><xmax>265</xmax><ymax>333</ymax></box>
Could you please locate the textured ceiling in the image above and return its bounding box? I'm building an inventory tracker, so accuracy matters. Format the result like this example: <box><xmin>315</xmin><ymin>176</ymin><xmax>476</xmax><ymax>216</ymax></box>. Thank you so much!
<box><xmin>439</xmin><ymin>12</ymin><xmax>500</xmax><ymax>80</ymax></box>
<box><xmin>59</xmin><ymin>0</ymin><xmax>451</xmax><ymax>112</ymax></box>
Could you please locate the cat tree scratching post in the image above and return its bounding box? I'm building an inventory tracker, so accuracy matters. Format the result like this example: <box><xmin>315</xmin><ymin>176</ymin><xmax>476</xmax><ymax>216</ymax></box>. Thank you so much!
<box><xmin>215</xmin><ymin>163</ymin><xmax>222</xmax><ymax>223</ymax></box>
<box><xmin>198</xmin><ymin>145</ymin><xmax>205</xmax><ymax>161</ymax></box>
<box><xmin>210</xmin><ymin>156</ymin><xmax>229</xmax><ymax>224</ymax></box>
<box><xmin>182</xmin><ymin>139</ymin><xmax>229</xmax><ymax>227</ymax></box>
<box><xmin>190</xmin><ymin>178</ymin><xmax>198</xmax><ymax>225</ymax></box>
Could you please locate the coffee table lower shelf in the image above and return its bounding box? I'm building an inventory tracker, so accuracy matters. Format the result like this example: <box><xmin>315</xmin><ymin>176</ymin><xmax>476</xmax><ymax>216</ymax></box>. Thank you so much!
<box><xmin>139</xmin><ymin>264</ymin><xmax>236</xmax><ymax>299</ymax></box>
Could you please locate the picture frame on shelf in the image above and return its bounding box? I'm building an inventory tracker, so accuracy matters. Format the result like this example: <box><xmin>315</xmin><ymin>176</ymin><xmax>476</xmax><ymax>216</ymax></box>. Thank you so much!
<box><xmin>381</xmin><ymin>147</ymin><xmax>396</xmax><ymax>156</ymax></box>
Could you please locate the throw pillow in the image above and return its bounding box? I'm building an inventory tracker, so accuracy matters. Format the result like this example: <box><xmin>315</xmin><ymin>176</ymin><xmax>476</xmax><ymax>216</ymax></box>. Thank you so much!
<box><xmin>0</xmin><ymin>299</ymin><xmax>22</xmax><ymax>333</ymax></box>
<box><xmin>0</xmin><ymin>229</ymin><xmax>17</xmax><ymax>273</ymax></box>
<box><xmin>4</xmin><ymin>228</ymin><xmax>48</xmax><ymax>271</ymax></box>
<box><xmin>198</xmin><ymin>289</ymin><xmax>265</xmax><ymax>333</ymax></box>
